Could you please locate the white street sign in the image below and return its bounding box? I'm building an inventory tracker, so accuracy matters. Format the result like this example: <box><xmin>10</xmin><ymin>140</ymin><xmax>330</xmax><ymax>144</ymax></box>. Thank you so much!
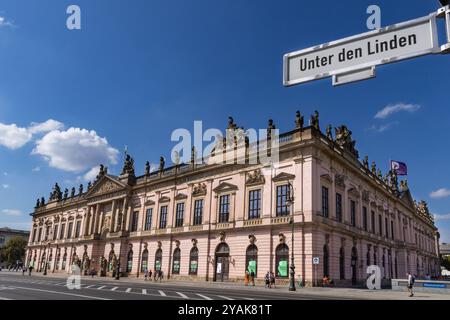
<box><xmin>313</xmin><ymin>257</ymin><xmax>320</xmax><ymax>265</ymax></box>
<box><xmin>284</xmin><ymin>7</ymin><xmax>449</xmax><ymax>87</ymax></box>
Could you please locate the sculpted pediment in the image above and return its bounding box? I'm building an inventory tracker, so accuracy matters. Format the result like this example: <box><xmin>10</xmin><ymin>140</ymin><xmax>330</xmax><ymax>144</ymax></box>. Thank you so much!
<box><xmin>86</xmin><ymin>175</ymin><xmax>127</xmax><ymax>197</ymax></box>
<box><xmin>213</xmin><ymin>182</ymin><xmax>238</xmax><ymax>194</ymax></box>
<box><xmin>272</xmin><ymin>172</ymin><xmax>295</xmax><ymax>183</ymax></box>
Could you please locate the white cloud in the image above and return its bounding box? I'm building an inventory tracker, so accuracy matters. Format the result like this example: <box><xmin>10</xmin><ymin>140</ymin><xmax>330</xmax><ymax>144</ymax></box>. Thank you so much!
<box><xmin>434</xmin><ymin>213</ymin><xmax>450</xmax><ymax>221</ymax></box>
<box><xmin>367</xmin><ymin>122</ymin><xmax>398</xmax><ymax>133</ymax></box>
<box><xmin>1</xmin><ymin>209</ymin><xmax>23</xmax><ymax>216</ymax></box>
<box><xmin>32</xmin><ymin>166</ymin><xmax>41</xmax><ymax>172</ymax></box>
<box><xmin>430</xmin><ymin>188</ymin><xmax>450</xmax><ymax>199</ymax></box>
<box><xmin>28</xmin><ymin>119</ymin><xmax>64</xmax><ymax>134</ymax></box>
<box><xmin>83</xmin><ymin>166</ymin><xmax>101</xmax><ymax>182</ymax></box>
<box><xmin>0</xmin><ymin>16</ymin><xmax>14</xmax><ymax>28</ymax></box>
<box><xmin>32</xmin><ymin>128</ymin><xmax>119</xmax><ymax>172</ymax></box>
<box><xmin>1</xmin><ymin>184</ymin><xmax>10</xmax><ymax>189</ymax></box>
<box><xmin>0</xmin><ymin>123</ymin><xmax>32</xmax><ymax>149</ymax></box>
<box><xmin>374</xmin><ymin>103</ymin><xmax>420</xmax><ymax>119</ymax></box>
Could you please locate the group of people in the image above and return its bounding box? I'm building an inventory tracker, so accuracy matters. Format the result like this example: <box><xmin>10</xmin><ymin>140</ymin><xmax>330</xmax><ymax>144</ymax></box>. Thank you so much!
<box><xmin>143</xmin><ymin>268</ymin><xmax>164</xmax><ymax>282</ymax></box>
<box><xmin>264</xmin><ymin>271</ymin><xmax>276</xmax><ymax>288</ymax></box>
<box><xmin>244</xmin><ymin>270</ymin><xmax>256</xmax><ymax>286</ymax></box>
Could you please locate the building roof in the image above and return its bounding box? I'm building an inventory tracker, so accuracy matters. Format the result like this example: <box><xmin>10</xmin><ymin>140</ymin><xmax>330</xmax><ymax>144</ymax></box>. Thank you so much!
<box><xmin>0</xmin><ymin>227</ymin><xmax>30</xmax><ymax>235</ymax></box>
<box><xmin>441</xmin><ymin>243</ymin><xmax>450</xmax><ymax>255</ymax></box>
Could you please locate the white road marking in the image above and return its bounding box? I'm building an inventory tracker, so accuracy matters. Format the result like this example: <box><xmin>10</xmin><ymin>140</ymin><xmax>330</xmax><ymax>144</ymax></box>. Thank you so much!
<box><xmin>142</xmin><ymin>289</ymin><xmax>147</xmax><ymax>295</ymax></box>
<box><xmin>97</xmin><ymin>286</ymin><xmax>106</xmax><ymax>290</ymax></box>
<box><xmin>0</xmin><ymin>296</ymin><xmax>12</xmax><ymax>300</ymax></box>
<box><xmin>9</xmin><ymin>286</ymin><xmax>111</xmax><ymax>300</ymax></box>
<box><xmin>126</xmin><ymin>288</ymin><xmax>132</xmax><ymax>293</ymax></box>
<box><xmin>85</xmin><ymin>285</ymin><xmax>96</xmax><ymax>288</ymax></box>
<box><xmin>243</xmin><ymin>297</ymin><xmax>255</xmax><ymax>300</ymax></box>
<box><xmin>196</xmin><ymin>293</ymin><xmax>213</xmax><ymax>300</ymax></box>
<box><xmin>111</xmin><ymin>287</ymin><xmax>119</xmax><ymax>291</ymax></box>
<box><xmin>176</xmin><ymin>292</ymin><xmax>189</xmax><ymax>299</ymax></box>
<box><xmin>158</xmin><ymin>290</ymin><xmax>166</xmax><ymax>297</ymax></box>
<box><xmin>217</xmin><ymin>295</ymin><xmax>234</xmax><ymax>300</ymax></box>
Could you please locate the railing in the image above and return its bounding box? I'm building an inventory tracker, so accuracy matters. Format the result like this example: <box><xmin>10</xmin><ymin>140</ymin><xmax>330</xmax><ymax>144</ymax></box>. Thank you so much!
<box><xmin>244</xmin><ymin>218</ymin><xmax>263</xmax><ymax>226</ymax></box>
<box><xmin>215</xmin><ymin>222</ymin><xmax>232</xmax><ymax>229</ymax></box>
<box><xmin>271</xmin><ymin>216</ymin><xmax>291</xmax><ymax>224</ymax></box>
<box><xmin>189</xmin><ymin>225</ymin><xmax>203</xmax><ymax>231</ymax></box>
<box><xmin>171</xmin><ymin>227</ymin><xmax>184</xmax><ymax>233</ymax></box>
<box><xmin>155</xmin><ymin>229</ymin><xmax>167</xmax><ymax>235</ymax></box>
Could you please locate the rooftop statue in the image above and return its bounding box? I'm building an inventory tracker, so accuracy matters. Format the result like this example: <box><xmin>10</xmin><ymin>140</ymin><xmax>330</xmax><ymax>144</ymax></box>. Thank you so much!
<box><xmin>40</xmin><ymin>197</ymin><xmax>45</xmax><ymax>207</ymax></box>
<box><xmin>227</xmin><ymin>116</ymin><xmax>237</xmax><ymax>130</ymax></box>
<box><xmin>295</xmin><ymin>111</ymin><xmax>304</xmax><ymax>129</ymax></box>
<box><xmin>35</xmin><ymin>198</ymin><xmax>40</xmax><ymax>208</ymax></box>
<box><xmin>326</xmin><ymin>124</ymin><xmax>333</xmax><ymax>140</ymax></box>
<box><xmin>335</xmin><ymin>125</ymin><xmax>359</xmax><ymax>157</ymax></box>
<box><xmin>79</xmin><ymin>184</ymin><xmax>83</xmax><ymax>195</ymax></box>
<box><xmin>63</xmin><ymin>188</ymin><xmax>69</xmax><ymax>200</ymax></box>
<box><xmin>145</xmin><ymin>161</ymin><xmax>150</xmax><ymax>175</ymax></box>
<box><xmin>377</xmin><ymin>169</ymin><xmax>382</xmax><ymax>180</ymax></box>
<box><xmin>121</xmin><ymin>154</ymin><xmax>135</xmax><ymax>176</ymax></box>
<box><xmin>362</xmin><ymin>155</ymin><xmax>369</xmax><ymax>170</ymax></box>
<box><xmin>70</xmin><ymin>187</ymin><xmax>75</xmax><ymax>198</ymax></box>
<box><xmin>159</xmin><ymin>156</ymin><xmax>165</xmax><ymax>172</ymax></box>
<box><xmin>267</xmin><ymin>119</ymin><xmax>276</xmax><ymax>139</ymax></box>
<box><xmin>50</xmin><ymin>183</ymin><xmax>62</xmax><ymax>201</ymax></box>
<box><xmin>371</xmin><ymin>161</ymin><xmax>376</xmax><ymax>175</ymax></box>
<box><xmin>310</xmin><ymin>110</ymin><xmax>320</xmax><ymax>130</ymax></box>
<box><xmin>191</xmin><ymin>146</ymin><xmax>197</xmax><ymax>164</ymax></box>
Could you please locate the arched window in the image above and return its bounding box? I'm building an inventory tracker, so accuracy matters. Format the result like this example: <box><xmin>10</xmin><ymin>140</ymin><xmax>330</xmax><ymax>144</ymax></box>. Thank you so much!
<box><xmin>339</xmin><ymin>247</ymin><xmax>345</xmax><ymax>280</ymax></box>
<box><xmin>373</xmin><ymin>250</ymin><xmax>378</xmax><ymax>266</ymax></box>
<box><xmin>189</xmin><ymin>247</ymin><xmax>199</xmax><ymax>275</ymax></box>
<box><xmin>351</xmin><ymin>247</ymin><xmax>358</xmax><ymax>285</ymax></box>
<box><xmin>366</xmin><ymin>248</ymin><xmax>371</xmax><ymax>266</ymax></box>
<box><xmin>323</xmin><ymin>245</ymin><xmax>329</xmax><ymax>277</ymax></box>
<box><xmin>55</xmin><ymin>251</ymin><xmax>60</xmax><ymax>271</ymax></box>
<box><xmin>395</xmin><ymin>257</ymin><xmax>398</xmax><ymax>278</ymax></box>
<box><xmin>382</xmin><ymin>254</ymin><xmax>386</xmax><ymax>276</ymax></box>
<box><xmin>62</xmin><ymin>252</ymin><xmax>67</xmax><ymax>270</ymax></box>
<box><xmin>155</xmin><ymin>248</ymin><xmax>162</xmax><ymax>271</ymax></box>
<box><xmin>126</xmin><ymin>250</ymin><xmax>133</xmax><ymax>273</ymax></box>
<box><xmin>172</xmin><ymin>248</ymin><xmax>181</xmax><ymax>274</ymax></box>
<box><xmin>246</xmin><ymin>244</ymin><xmax>258</xmax><ymax>277</ymax></box>
<box><xmin>275</xmin><ymin>244</ymin><xmax>289</xmax><ymax>278</ymax></box>
<box><xmin>141</xmin><ymin>249</ymin><xmax>148</xmax><ymax>272</ymax></box>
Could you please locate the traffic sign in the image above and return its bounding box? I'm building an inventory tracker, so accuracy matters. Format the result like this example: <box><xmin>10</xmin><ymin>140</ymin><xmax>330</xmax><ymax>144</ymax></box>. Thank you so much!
<box><xmin>284</xmin><ymin>5</ymin><xmax>450</xmax><ymax>87</ymax></box>
<box><xmin>312</xmin><ymin>257</ymin><xmax>320</xmax><ymax>265</ymax></box>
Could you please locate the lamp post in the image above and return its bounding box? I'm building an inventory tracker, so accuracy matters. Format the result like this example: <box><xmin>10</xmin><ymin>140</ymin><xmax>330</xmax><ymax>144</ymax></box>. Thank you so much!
<box><xmin>43</xmin><ymin>243</ymin><xmax>50</xmax><ymax>276</ymax></box>
<box><xmin>286</xmin><ymin>181</ymin><xmax>296</xmax><ymax>291</ymax></box>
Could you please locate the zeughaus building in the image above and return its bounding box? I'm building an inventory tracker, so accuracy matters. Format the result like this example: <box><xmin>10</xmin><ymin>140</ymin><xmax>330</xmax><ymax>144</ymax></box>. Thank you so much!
<box><xmin>26</xmin><ymin>112</ymin><xmax>440</xmax><ymax>286</ymax></box>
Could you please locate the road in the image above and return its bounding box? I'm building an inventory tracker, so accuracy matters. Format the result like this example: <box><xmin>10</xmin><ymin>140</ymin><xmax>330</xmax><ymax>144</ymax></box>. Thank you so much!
<box><xmin>0</xmin><ymin>271</ymin><xmax>338</xmax><ymax>300</ymax></box>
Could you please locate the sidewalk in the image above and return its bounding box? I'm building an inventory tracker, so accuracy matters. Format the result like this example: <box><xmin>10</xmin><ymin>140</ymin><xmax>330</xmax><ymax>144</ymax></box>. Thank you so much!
<box><xmin>2</xmin><ymin>270</ymin><xmax>449</xmax><ymax>300</ymax></box>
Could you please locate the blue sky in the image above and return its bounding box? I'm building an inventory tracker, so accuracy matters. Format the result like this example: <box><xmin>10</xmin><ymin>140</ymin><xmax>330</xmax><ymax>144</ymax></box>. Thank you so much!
<box><xmin>0</xmin><ymin>0</ymin><xmax>449</xmax><ymax>242</ymax></box>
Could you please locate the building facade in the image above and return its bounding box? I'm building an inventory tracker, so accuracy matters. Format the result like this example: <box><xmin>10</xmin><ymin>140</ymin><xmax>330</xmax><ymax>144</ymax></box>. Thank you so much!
<box><xmin>25</xmin><ymin>113</ymin><xmax>440</xmax><ymax>286</ymax></box>
<box><xmin>0</xmin><ymin>227</ymin><xmax>30</xmax><ymax>249</ymax></box>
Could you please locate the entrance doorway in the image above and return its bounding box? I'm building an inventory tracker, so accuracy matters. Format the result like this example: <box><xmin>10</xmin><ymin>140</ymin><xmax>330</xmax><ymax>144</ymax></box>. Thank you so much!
<box><xmin>214</xmin><ymin>243</ymin><xmax>230</xmax><ymax>282</ymax></box>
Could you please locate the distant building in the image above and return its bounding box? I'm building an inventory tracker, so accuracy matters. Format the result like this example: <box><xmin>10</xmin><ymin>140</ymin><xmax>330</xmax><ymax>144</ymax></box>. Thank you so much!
<box><xmin>26</xmin><ymin>112</ymin><xmax>440</xmax><ymax>286</ymax></box>
<box><xmin>441</xmin><ymin>243</ymin><xmax>450</xmax><ymax>258</ymax></box>
<box><xmin>0</xmin><ymin>227</ymin><xmax>30</xmax><ymax>248</ymax></box>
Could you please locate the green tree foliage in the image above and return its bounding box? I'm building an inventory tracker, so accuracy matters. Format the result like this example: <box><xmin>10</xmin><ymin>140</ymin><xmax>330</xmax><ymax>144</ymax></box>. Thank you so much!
<box><xmin>442</xmin><ymin>255</ymin><xmax>450</xmax><ymax>271</ymax></box>
<box><xmin>0</xmin><ymin>236</ymin><xmax>27</xmax><ymax>265</ymax></box>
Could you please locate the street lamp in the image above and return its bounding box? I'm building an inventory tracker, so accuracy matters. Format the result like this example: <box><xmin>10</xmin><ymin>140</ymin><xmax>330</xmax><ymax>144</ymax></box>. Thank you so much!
<box><xmin>286</xmin><ymin>181</ymin><xmax>296</xmax><ymax>291</ymax></box>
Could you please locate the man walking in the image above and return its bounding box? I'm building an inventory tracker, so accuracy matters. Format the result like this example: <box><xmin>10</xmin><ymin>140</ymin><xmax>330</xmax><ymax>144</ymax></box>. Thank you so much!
<box><xmin>407</xmin><ymin>272</ymin><xmax>415</xmax><ymax>297</ymax></box>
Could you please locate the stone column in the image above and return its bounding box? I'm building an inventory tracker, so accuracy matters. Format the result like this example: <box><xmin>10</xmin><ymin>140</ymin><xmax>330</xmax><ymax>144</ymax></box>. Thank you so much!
<box><xmin>83</xmin><ymin>206</ymin><xmax>91</xmax><ymax>236</ymax></box>
<box><xmin>111</xmin><ymin>200</ymin><xmax>117</xmax><ymax>232</ymax></box>
<box><xmin>121</xmin><ymin>198</ymin><xmax>129</xmax><ymax>231</ymax></box>
<box><xmin>92</xmin><ymin>204</ymin><xmax>100</xmax><ymax>235</ymax></box>
<box><xmin>97</xmin><ymin>205</ymin><xmax>104</xmax><ymax>234</ymax></box>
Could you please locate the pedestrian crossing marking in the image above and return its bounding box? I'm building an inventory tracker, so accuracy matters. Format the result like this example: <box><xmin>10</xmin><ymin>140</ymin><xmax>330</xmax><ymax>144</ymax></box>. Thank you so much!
<box><xmin>97</xmin><ymin>286</ymin><xmax>106</xmax><ymax>290</ymax></box>
<box><xmin>111</xmin><ymin>287</ymin><xmax>118</xmax><ymax>291</ymax></box>
<box><xmin>176</xmin><ymin>292</ymin><xmax>188</xmax><ymax>299</ymax></box>
<box><xmin>196</xmin><ymin>293</ymin><xmax>212</xmax><ymax>300</ymax></box>
<box><xmin>142</xmin><ymin>289</ymin><xmax>147</xmax><ymax>295</ymax></box>
<box><xmin>85</xmin><ymin>285</ymin><xmax>96</xmax><ymax>288</ymax></box>
<box><xmin>126</xmin><ymin>288</ymin><xmax>132</xmax><ymax>293</ymax></box>
<box><xmin>217</xmin><ymin>295</ymin><xmax>234</xmax><ymax>300</ymax></box>
<box><xmin>158</xmin><ymin>290</ymin><xmax>166</xmax><ymax>296</ymax></box>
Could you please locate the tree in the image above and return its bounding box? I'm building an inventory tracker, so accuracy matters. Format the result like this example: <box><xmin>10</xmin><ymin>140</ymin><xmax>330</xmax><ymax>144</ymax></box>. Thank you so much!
<box><xmin>442</xmin><ymin>255</ymin><xmax>450</xmax><ymax>271</ymax></box>
<box><xmin>0</xmin><ymin>236</ymin><xmax>27</xmax><ymax>266</ymax></box>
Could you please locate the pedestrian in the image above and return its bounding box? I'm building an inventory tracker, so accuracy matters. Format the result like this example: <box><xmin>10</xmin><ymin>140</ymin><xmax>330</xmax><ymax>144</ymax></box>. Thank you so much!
<box><xmin>407</xmin><ymin>272</ymin><xmax>415</xmax><ymax>297</ymax></box>
<box><xmin>28</xmin><ymin>262</ymin><xmax>33</xmax><ymax>276</ymax></box>
<box><xmin>270</xmin><ymin>272</ymin><xmax>276</xmax><ymax>288</ymax></box>
<box><xmin>244</xmin><ymin>271</ymin><xmax>249</xmax><ymax>286</ymax></box>
<box><xmin>22</xmin><ymin>266</ymin><xmax>26</xmax><ymax>276</ymax></box>
<box><xmin>153</xmin><ymin>269</ymin><xmax>157</xmax><ymax>281</ymax></box>
<box><xmin>250</xmin><ymin>270</ymin><xmax>255</xmax><ymax>286</ymax></box>
<box><xmin>265</xmin><ymin>272</ymin><xmax>270</xmax><ymax>288</ymax></box>
<box><xmin>148</xmin><ymin>269</ymin><xmax>152</xmax><ymax>281</ymax></box>
<box><xmin>144</xmin><ymin>268</ymin><xmax>149</xmax><ymax>281</ymax></box>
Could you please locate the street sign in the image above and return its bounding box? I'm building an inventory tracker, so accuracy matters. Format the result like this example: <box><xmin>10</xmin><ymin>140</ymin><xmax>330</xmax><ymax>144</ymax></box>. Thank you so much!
<box><xmin>283</xmin><ymin>6</ymin><xmax>450</xmax><ymax>87</ymax></box>
<box><xmin>312</xmin><ymin>257</ymin><xmax>320</xmax><ymax>265</ymax></box>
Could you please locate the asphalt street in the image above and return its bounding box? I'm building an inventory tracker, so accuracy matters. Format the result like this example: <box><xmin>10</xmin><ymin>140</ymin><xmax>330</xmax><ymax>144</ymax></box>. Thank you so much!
<box><xmin>0</xmin><ymin>272</ymin><xmax>336</xmax><ymax>300</ymax></box>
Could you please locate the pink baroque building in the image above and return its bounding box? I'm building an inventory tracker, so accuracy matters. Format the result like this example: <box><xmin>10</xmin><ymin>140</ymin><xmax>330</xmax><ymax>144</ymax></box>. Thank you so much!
<box><xmin>25</xmin><ymin>112</ymin><xmax>440</xmax><ymax>286</ymax></box>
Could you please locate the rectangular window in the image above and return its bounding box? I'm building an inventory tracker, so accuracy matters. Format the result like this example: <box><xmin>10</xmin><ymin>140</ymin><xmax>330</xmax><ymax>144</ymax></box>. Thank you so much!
<box><xmin>336</xmin><ymin>193</ymin><xmax>342</xmax><ymax>222</ymax></box>
<box><xmin>144</xmin><ymin>208</ymin><xmax>153</xmax><ymax>231</ymax></box>
<box><xmin>59</xmin><ymin>224</ymin><xmax>65</xmax><ymax>240</ymax></box>
<box><xmin>248</xmin><ymin>189</ymin><xmax>261</xmax><ymax>220</ymax></box>
<box><xmin>131</xmin><ymin>211</ymin><xmax>139</xmax><ymax>232</ymax></box>
<box><xmin>38</xmin><ymin>228</ymin><xmax>42</xmax><ymax>242</ymax></box>
<box><xmin>67</xmin><ymin>222</ymin><xmax>73</xmax><ymax>239</ymax></box>
<box><xmin>321</xmin><ymin>187</ymin><xmax>329</xmax><ymax>218</ymax></box>
<box><xmin>378</xmin><ymin>215</ymin><xmax>382</xmax><ymax>236</ymax></box>
<box><xmin>75</xmin><ymin>221</ymin><xmax>81</xmax><ymax>238</ymax></box>
<box><xmin>159</xmin><ymin>206</ymin><xmax>168</xmax><ymax>229</ymax></box>
<box><xmin>277</xmin><ymin>185</ymin><xmax>290</xmax><ymax>217</ymax></box>
<box><xmin>53</xmin><ymin>225</ymin><xmax>58</xmax><ymax>240</ymax></box>
<box><xmin>193</xmin><ymin>200</ymin><xmax>203</xmax><ymax>225</ymax></box>
<box><xmin>32</xmin><ymin>228</ymin><xmax>37</xmax><ymax>242</ymax></box>
<box><xmin>350</xmin><ymin>200</ymin><xmax>356</xmax><ymax>227</ymax></box>
<box><xmin>385</xmin><ymin>218</ymin><xmax>389</xmax><ymax>239</ymax></box>
<box><xmin>218</xmin><ymin>195</ymin><xmax>230</xmax><ymax>223</ymax></box>
<box><xmin>175</xmin><ymin>203</ymin><xmax>184</xmax><ymax>227</ymax></box>
<box><xmin>391</xmin><ymin>221</ymin><xmax>395</xmax><ymax>240</ymax></box>
<box><xmin>45</xmin><ymin>226</ymin><xmax>50</xmax><ymax>241</ymax></box>
<box><xmin>362</xmin><ymin>207</ymin><xmax>368</xmax><ymax>231</ymax></box>
<box><xmin>371</xmin><ymin>211</ymin><xmax>375</xmax><ymax>233</ymax></box>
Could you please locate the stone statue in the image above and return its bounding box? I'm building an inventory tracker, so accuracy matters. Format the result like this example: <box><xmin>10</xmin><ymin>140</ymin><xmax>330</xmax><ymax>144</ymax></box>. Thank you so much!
<box><xmin>389</xmin><ymin>170</ymin><xmax>398</xmax><ymax>191</ymax></box>
<box><xmin>145</xmin><ymin>161</ymin><xmax>150</xmax><ymax>175</ymax></box>
<box><xmin>310</xmin><ymin>110</ymin><xmax>320</xmax><ymax>130</ymax></box>
<box><xmin>334</xmin><ymin>125</ymin><xmax>358</xmax><ymax>157</ymax></box>
<box><xmin>87</xmin><ymin>181</ymin><xmax>92</xmax><ymax>190</ymax></box>
<box><xmin>377</xmin><ymin>169</ymin><xmax>382</xmax><ymax>179</ymax></box>
<box><xmin>191</xmin><ymin>146</ymin><xmax>197</xmax><ymax>164</ymax></box>
<box><xmin>173</xmin><ymin>151</ymin><xmax>180</xmax><ymax>166</ymax></box>
<box><xmin>40</xmin><ymin>197</ymin><xmax>45</xmax><ymax>207</ymax></box>
<box><xmin>295</xmin><ymin>111</ymin><xmax>304</xmax><ymax>129</ymax></box>
<box><xmin>50</xmin><ymin>183</ymin><xmax>62</xmax><ymax>201</ymax></box>
<box><xmin>267</xmin><ymin>119</ymin><xmax>276</xmax><ymax>139</ymax></box>
<box><xmin>35</xmin><ymin>198</ymin><xmax>40</xmax><ymax>208</ymax></box>
<box><xmin>326</xmin><ymin>124</ymin><xmax>332</xmax><ymax>140</ymax></box>
<box><xmin>121</xmin><ymin>154</ymin><xmax>135</xmax><ymax>176</ymax></box>
<box><xmin>227</xmin><ymin>116</ymin><xmax>237</xmax><ymax>130</ymax></box>
<box><xmin>362</xmin><ymin>156</ymin><xmax>369</xmax><ymax>170</ymax></box>
<box><xmin>63</xmin><ymin>188</ymin><xmax>68</xmax><ymax>200</ymax></box>
<box><xmin>97</xmin><ymin>164</ymin><xmax>105</xmax><ymax>179</ymax></box>
<box><xmin>70</xmin><ymin>187</ymin><xmax>75</xmax><ymax>198</ymax></box>
<box><xmin>159</xmin><ymin>156</ymin><xmax>165</xmax><ymax>172</ymax></box>
<box><xmin>383</xmin><ymin>173</ymin><xmax>389</xmax><ymax>185</ymax></box>
<box><xmin>79</xmin><ymin>184</ymin><xmax>83</xmax><ymax>195</ymax></box>
<box><xmin>371</xmin><ymin>161</ymin><xmax>376</xmax><ymax>175</ymax></box>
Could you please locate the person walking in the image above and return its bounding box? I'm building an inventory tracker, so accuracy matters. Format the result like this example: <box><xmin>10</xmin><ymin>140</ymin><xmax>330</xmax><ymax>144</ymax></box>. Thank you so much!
<box><xmin>28</xmin><ymin>261</ymin><xmax>33</xmax><ymax>276</ymax></box>
<box><xmin>144</xmin><ymin>268</ymin><xmax>149</xmax><ymax>281</ymax></box>
<box><xmin>265</xmin><ymin>272</ymin><xmax>270</xmax><ymax>288</ymax></box>
<box><xmin>148</xmin><ymin>269</ymin><xmax>152</xmax><ymax>281</ymax></box>
<box><xmin>407</xmin><ymin>272</ymin><xmax>415</xmax><ymax>297</ymax></box>
<box><xmin>270</xmin><ymin>272</ymin><xmax>276</xmax><ymax>288</ymax></box>
<box><xmin>244</xmin><ymin>271</ymin><xmax>249</xmax><ymax>286</ymax></box>
<box><xmin>250</xmin><ymin>270</ymin><xmax>255</xmax><ymax>286</ymax></box>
